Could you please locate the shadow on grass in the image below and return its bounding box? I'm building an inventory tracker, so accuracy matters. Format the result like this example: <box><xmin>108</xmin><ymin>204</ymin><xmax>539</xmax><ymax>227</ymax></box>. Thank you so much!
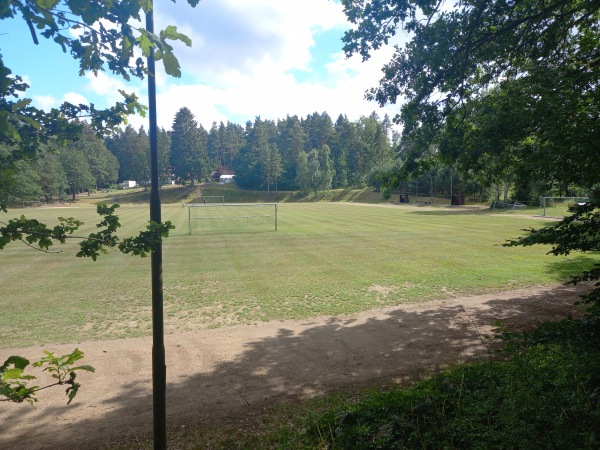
<box><xmin>543</xmin><ymin>255</ymin><xmax>600</xmax><ymax>279</ymax></box>
<box><xmin>407</xmin><ymin>207</ymin><xmax>495</xmax><ymax>216</ymax></box>
<box><xmin>1</xmin><ymin>285</ymin><xmax>587</xmax><ymax>449</ymax></box>
<box><xmin>104</xmin><ymin>186</ymin><xmax>198</xmax><ymax>204</ymax></box>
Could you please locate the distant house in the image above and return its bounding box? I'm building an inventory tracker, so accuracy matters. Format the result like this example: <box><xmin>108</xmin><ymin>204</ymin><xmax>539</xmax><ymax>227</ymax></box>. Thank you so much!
<box><xmin>122</xmin><ymin>180</ymin><xmax>137</xmax><ymax>189</ymax></box>
<box><xmin>219</xmin><ymin>174</ymin><xmax>235</xmax><ymax>183</ymax></box>
<box><xmin>211</xmin><ymin>166</ymin><xmax>235</xmax><ymax>183</ymax></box>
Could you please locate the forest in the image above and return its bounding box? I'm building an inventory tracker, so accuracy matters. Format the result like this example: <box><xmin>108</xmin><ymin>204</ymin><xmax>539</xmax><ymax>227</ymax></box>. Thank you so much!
<box><xmin>2</xmin><ymin>105</ymin><xmax>588</xmax><ymax>207</ymax></box>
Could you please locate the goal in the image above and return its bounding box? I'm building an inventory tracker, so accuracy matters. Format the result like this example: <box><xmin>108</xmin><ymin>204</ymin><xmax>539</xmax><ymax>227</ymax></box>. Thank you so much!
<box><xmin>188</xmin><ymin>203</ymin><xmax>278</xmax><ymax>234</ymax></box>
<box><xmin>539</xmin><ymin>197</ymin><xmax>589</xmax><ymax>217</ymax></box>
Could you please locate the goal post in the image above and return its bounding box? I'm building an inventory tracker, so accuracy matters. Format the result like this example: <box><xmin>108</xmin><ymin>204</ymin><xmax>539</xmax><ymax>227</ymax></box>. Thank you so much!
<box><xmin>187</xmin><ymin>203</ymin><xmax>278</xmax><ymax>234</ymax></box>
<box><xmin>539</xmin><ymin>196</ymin><xmax>589</xmax><ymax>217</ymax></box>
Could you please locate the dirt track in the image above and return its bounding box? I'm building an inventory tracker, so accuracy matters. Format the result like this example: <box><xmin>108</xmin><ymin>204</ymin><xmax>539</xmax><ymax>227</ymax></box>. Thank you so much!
<box><xmin>0</xmin><ymin>284</ymin><xmax>588</xmax><ymax>449</ymax></box>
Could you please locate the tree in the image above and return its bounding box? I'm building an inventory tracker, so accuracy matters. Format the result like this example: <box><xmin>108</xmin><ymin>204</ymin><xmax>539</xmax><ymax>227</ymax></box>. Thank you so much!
<box><xmin>0</xmin><ymin>156</ymin><xmax>42</xmax><ymax>204</ymax></box>
<box><xmin>59</xmin><ymin>146</ymin><xmax>95</xmax><ymax>200</ymax></box>
<box><xmin>0</xmin><ymin>1</ymin><xmax>197</xmax><ymax>168</ymax></box>
<box><xmin>170</xmin><ymin>107</ymin><xmax>208</xmax><ymax>184</ymax></box>
<box><xmin>234</xmin><ymin>117</ymin><xmax>277</xmax><ymax>190</ymax></box>
<box><xmin>331</xmin><ymin>115</ymin><xmax>352</xmax><ymax>188</ymax></box>
<box><xmin>105</xmin><ymin>125</ymin><xmax>148</xmax><ymax>184</ymax></box>
<box><xmin>295</xmin><ymin>145</ymin><xmax>335</xmax><ymax>196</ymax></box>
<box><xmin>295</xmin><ymin>150</ymin><xmax>309</xmax><ymax>195</ymax></box>
<box><xmin>261</xmin><ymin>144</ymin><xmax>283</xmax><ymax>194</ymax></box>
<box><xmin>222</xmin><ymin>121</ymin><xmax>245</xmax><ymax>169</ymax></box>
<box><xmin>276</xmin><ymin>115</ymin><xmax>306</xmax><ymax>189</ymax></box>
<box><xmin>33</xmin><ymin>152</ymin><xmax>68</xmax><ymax>202</ymax></box>
<box><xmin>317</xmin><ymin>144</ymin><xmax>335</xmax><ymax>193</ymax></box>
<box><xmin>157</xmin><ymin>127</ymin><xmax>172</xmax><ymax>185</ymax></box>
<box><xmin>341</xmin><ymin>0</ymin><xmax>600</xmax><ymax>187</ymax></box>
<box><xmin>76</xmin><ymin>125</ymin><xmax>119</xmax><ymax>190</ymax></box>
<box><xmin>1</xmin><ymin>0</ymin><xmax>196</xmax><ymax>250</ymax></box>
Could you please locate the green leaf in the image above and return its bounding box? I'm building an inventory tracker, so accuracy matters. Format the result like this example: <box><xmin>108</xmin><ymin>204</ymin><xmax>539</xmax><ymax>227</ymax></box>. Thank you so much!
<box><xmin>2</xmin><ymin>368</ymin><xmax>25</xmax><ymax>380</ymax></box>
<box><xmin>66</xmin><ymin>385</ymin><xmax>79</xmax><ymax>405</ymax></box>
<box><xmin>136</xmin><ymin>33</ymin><xmax>154</xmax><ymax>57</ymax></box>
<box><xmin>1</xmin><ymin>356</ymin><xmax>30</xmax><ymax>371</ymax></box>
<box><xmin>160</xmin><ymin>25</ymin><xmax>192</xmax><ymax>46</ymax></box>
<box><xmin>61</xmin><ymin>349</ymin><xmax>85</xmax><ymax>366</ymax></box>
<box><xmin>70</xmin><ymin>365</ymin><xmax>95</xmax><ymax>373</ymax></box>
<box><xmin>162</xmin><ymin>50</ymin><xmax>181</xmax><ymax>78</ymax></box>
<box><xmin>35</xmin><ymin>0</ymin><xmax>60</xmax><ymax>9</ymax></box>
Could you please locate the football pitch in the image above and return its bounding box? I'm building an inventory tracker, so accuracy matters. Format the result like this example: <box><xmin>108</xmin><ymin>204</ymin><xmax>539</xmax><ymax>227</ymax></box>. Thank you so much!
<box><xmin>1</xmin><ymin>202</ymin><xmax>596</xmax><ymax>347</ymax></box>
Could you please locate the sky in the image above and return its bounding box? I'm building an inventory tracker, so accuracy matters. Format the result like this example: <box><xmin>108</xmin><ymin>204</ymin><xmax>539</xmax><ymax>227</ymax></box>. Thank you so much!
<box><xmin>0</xmin><ymin>0</ymin><xmax>406</xmax><ymax>131</ymax></box>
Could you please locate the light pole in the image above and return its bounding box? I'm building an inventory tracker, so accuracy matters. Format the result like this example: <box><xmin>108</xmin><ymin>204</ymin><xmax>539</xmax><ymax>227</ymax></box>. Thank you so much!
<box><xmin>146</xmin><ymin>4</ymin><xmax>167</xmax><ymax>449</ymax></box>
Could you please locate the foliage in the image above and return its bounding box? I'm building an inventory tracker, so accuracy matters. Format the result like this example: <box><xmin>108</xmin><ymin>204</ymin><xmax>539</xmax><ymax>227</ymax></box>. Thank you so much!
<box><xmin>1</xmin><ymin>0</ymin><xmax>199</xmax><ymax>159</ymax></box>
<box><xmin>32</xmin><ymin>152</ymin><xmax>68</xmax><ymax>202</ymax></box>
<box><xmin>0</xmin><ymin>0</ymin><xmax>192</xmax><ymax>252</ymax></box>
<box><xmin>170</xmin><ymin>107</ymin><xmax>209</xmax><ymax>184</ymax></box>
<box><xmin>342</xmin><ymin>0</ymin><xmax>600</xmax><ymax>335</ymax></box>
<box><xmin>0</xmin><ymin>157</ymin><xmax>42</xmax><ymax>203</ymax></box>
<box><xmin>1</xmin><ymin>348</ymin><xmax>94</xmax><ymax>405</ymax></box>
<box><xmin>295</xmin><ymin>145</ymin><xmax>335</xmax><ymax>196</ymax></box>
<box><xmin>59</xmin><ymin>143</ymin><xmax>96</xmax><ymax>200</ymax></box>
<box><xmin>341</xmin><ymin>0</ymin><xmax>600</xmax><ymax>189</ymax></box>
<box><xmin>105</xmin><ymin>125</ymin><xmax>150</xmax><ymax>185</ymax></box>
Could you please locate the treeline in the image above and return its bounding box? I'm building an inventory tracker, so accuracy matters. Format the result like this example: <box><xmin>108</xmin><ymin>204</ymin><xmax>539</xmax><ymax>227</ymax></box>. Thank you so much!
<box><xmin>0</xmin><ymin>125</ymin><xmax>119</xmax><ymax>203</ymax></box>
<box><xmin>106</xmin><ymin>107</ymin><xmax>496</xmax><ymax>199</ymax></box>
<box><xmin>1</xmin><ymin>107</ymin><xmax>583</xmax><ymax>206</ymax></box>
<box><xmin>162</xmin><ymin>107</ymin><xmax>401</xmax><ymax>194</ymax></box>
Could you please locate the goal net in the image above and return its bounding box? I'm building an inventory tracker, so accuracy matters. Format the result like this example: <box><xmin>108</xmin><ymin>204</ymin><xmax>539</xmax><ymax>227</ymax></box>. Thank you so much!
<box><xmin>188</xmin><ymin>203</ymin><xmax>278</xmax><ymax>234</ymax></box>
<box><xmin>539</xmin><ymin>197</ymin><xmax>589</xmax><ymax>217</ymax></box>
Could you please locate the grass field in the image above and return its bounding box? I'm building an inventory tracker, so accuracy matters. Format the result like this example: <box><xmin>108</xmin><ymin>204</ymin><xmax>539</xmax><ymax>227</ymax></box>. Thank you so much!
<box><xmin>1</xmin><ymin>202</ymin><xmax>596</xmax><ymax>348</ymax></box>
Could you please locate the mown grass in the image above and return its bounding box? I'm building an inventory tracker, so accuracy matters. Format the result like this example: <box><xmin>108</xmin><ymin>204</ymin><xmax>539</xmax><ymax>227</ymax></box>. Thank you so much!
<box><xmin>80</xmin><ymin>184</ymin><xmax>392</xmax><ymax>206</ymax></box>
<box><xmin>1</xmin><ymin>202</ymin><xmax>597</xmax><ymax>347</ymax></box>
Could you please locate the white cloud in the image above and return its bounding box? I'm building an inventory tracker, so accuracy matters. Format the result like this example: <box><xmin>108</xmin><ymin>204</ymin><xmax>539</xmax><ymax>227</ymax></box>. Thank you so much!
<box><xmin>132</xmin><ymin>0</ymin><xmax>402</xmax><ymax>129</ymax></box>
<box><xmin>27</xmin><ymin>0</ymin><xmax>403</xmax><ymax>132</ymax></box>
<box><xmin>63</xmin><ymin>92</ymin><xmax>89</xmax><ymax>105</ymax></box>
<box><xmin>154</xmin><ymin>0</ymin><xmax>348</xmax><ymax>83</ymax></box>
<box><xmin>32</xmin><ymin>92</ymin><xmax>89</xmax><ymax>110</ymax></box>
<box><xmin>32</xmin><ymin>95</ymin><xmax>59</xmax><ymax>111</ymax></box>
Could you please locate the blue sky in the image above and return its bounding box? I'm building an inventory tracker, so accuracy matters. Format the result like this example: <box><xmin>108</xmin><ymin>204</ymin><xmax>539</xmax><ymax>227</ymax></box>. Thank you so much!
<box><xmin>1</xmin><ymin>0</ymin><xmax>402</xmax><ymax>131</ymax></box>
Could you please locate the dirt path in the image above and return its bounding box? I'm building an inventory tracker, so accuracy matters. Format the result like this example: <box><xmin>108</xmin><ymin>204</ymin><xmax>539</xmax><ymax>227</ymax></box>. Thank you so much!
<box><xmin>0</xmin><ymin>284</ymin><xmax>588</xmax><ymax>449</ymax></box>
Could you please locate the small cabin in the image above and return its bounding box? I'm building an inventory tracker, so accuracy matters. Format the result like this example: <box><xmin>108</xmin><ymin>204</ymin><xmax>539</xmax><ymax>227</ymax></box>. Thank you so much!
<box><xmin>219</xmin><ymin>174</ymin><xmax>235</xmax><ymax>184</ymax></box>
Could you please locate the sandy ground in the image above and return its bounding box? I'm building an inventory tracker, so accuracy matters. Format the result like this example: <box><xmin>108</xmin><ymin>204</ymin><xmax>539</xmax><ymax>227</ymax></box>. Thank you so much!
<box><xmin>0</xmin><ymin>284</ymin><xmax>589</xmax><ymax>449</ymax></box>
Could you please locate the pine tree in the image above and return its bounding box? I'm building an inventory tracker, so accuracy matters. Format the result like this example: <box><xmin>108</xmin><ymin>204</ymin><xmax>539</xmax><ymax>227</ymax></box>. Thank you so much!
<box><xmin>170</xmin><ymin>107</ymin><xmax>207</xmax><ymax>184</ymax></box>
